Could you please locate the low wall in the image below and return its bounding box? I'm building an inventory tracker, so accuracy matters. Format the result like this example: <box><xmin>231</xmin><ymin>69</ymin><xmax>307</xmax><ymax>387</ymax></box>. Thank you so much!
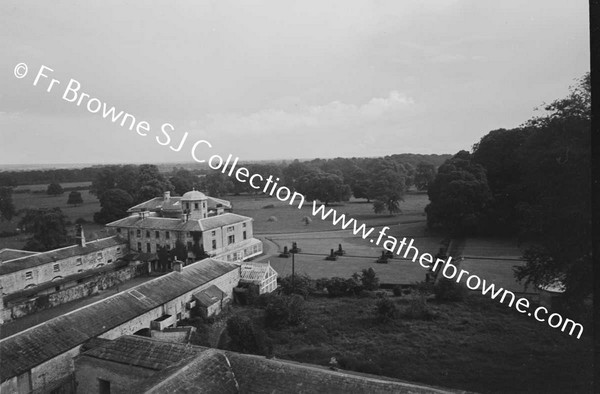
<box><xmin>3</xmin><ymin>264</ymin><xmax>147</xmax><ymax>322</ymax></box>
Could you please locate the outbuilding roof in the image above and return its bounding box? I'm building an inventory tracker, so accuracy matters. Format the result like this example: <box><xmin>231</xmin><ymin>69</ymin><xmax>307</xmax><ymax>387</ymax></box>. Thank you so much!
<box><xmin>106</xmin><ymin>213</ymin><xmax>251</xmax><ymax>233</ymax></box>
<box><xmin>0</xmin><ymin>236</ymin><xmax>126</xmax><ymax>275</ymax></box>
<box><xmin>0</xmin><ymin>258</ymin><xmax>239</xmax><ymax>382</ymax></box>
<box><xmin>193</xmin><ymin>285</ymin><xmax>226</xmax><ymax>308</ymax></box>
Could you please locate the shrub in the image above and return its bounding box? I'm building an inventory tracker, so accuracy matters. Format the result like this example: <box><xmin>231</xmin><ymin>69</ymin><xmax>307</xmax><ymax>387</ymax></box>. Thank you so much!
<box><xmin>358</xmin><ymin>268</ymin><xmax>379</xmax><ymax>291</ymax></box>
<box><xmin>393</xmin><ymin>285</ymin><xmax>403</xmax><ymax>297</ymax></box>
<box><xmin>279</xmin><ymin>273</ymin><xmax>315</xmax><ymax>298</ymax></box>
<box><xmin>75</xmin><ymin>217</ymin><xmax>88</xmax><ymax>225</ymax></box>
<box><xmin>375</xmin><ymin>296</ymin><xmax>398</xmax><ymax>322</ymax></box>
<box><xmin>46</xmin><ymin>182</ymin><xmax>64</xmax><ymax>195</ymax></box>
<box><xmin>401</xmin><ymin>296</ymin><xmax>435</xmax><ymax>320</ymax></box>
<box><xmin>434</xmin><ymin>278</ymin><xmax>468</xmax><ymax>302</ymax></box>
<box><xmin>267</xmin><ymin>216</ymin><xmax>278</xmax><ymax>222</ymax></box>
<box><xmin>226</xmin><ymin>315</ymin><xmax>271</xmax><ymax>356</ymax></box>
<box><xmin>263</xmin><ymin>204</ymin><xmax>275</xmax><ymax>209</ymax></box>
<box><xmin>323</xmin><ymin>277</ymin><xmax>361</xmax><ymax>297</ymax></box>
<box><xmin>265</xmin><ymin>294</ymin><xmax>306</xmax><ymax>328</ymax></box>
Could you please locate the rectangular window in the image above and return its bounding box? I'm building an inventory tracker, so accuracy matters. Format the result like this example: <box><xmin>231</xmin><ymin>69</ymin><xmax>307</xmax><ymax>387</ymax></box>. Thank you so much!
<box><xmin>136</xmin><ymin>229</ymin><xmax>141</xmax><ymax>237</ymax></box>
<box><xmin>243</xmin><ymin>231</ymin><xmax>247</xmax><ymax>240</ymax></box>
<box><xmin>76</xmin><ymin>258</ymin><xmax>82</xmax><ymax>266</ymax></box>
<box><xmin>228</xmin><ymin>235</ymin><xmax>235</xmax><ymax>245</ymax></box>
<box><xmin>187</xmin><ymin>241</ymin><xmax>192</xmax><ymax>250</ymax></box>
<box><xmin>146</xmin><ymin>230</ymin><xmax>150</xmax><ymax>238</ymax></box>
<box><xmin>53</xmin><ymin>263</ymin><xmax>60</xmax><ymax>272</ymax></box>
<box><xmin>25</xmin><ymin>271</ymin><xmax>33</xmax><ymax>280</ymax></box>
<box><xmin>97</xmin><ymin>252</ymin><xmax>103</xmax><ymax>260</ymax></box>
<box><xmin>212</xmin><ymin>240</ymin><xmax>217</xmax><ymax>250</ymax></box>
<box><xmin>98</xmin><ymin>379</ymin><xmax>111</xmax><ymax>394</ymax></box>
<box><xmin>137</xmin><ymin>242</ymin><xmax>142</xmax><ymax>252</ymax></box>
<box><xmin>243</xmin><ymin>222</ymin><xmax>247</xmax><ymax>228</ymax></box>
<box><xmin>227</xmin><ymin>226</ymin><xmax>234</xmax><ymax>233</ymax></box>
<box><xmin>146</xmin><ymin>243</ymin><xmax>151</xmax><ymax>253</ymax></box>
<box><xmin>211</xmin><ymin>230</ymin><xmax>216</xmax><ymax>236</ymax></box>
<box><xmin>166</xmin><ymin>231</ymin><xmax>170</xmax><ymax>239</ymax></box>
<box><xmin>155</xmin><ymin>231</ymin><xmax>160</xmax><ymax>238</ymax></box>
<box><xmin>194</xmin><ymin>203</ymin><xmax>199</xmax><ymax>209</ymax></box>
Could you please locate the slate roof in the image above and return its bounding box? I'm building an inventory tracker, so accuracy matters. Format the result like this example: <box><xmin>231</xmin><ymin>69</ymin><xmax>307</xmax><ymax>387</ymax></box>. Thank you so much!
<box><xmin>106</xmin><ymin>213</ymin><xmax>251</xmax><ymax>233</ymax></box>
<box><xmin>77</xmin><ymin>336</ymin><xmax>459</xmax><ymax>394</ymax></box>
<box><xmin>0</xmin><ymin>236</ymin><xmax>126</xmax><ymax>275</ymax></box>
<box><xmin>127</xmin><ymin>195</ymin><xmax>231</xmax><ymax>213</ymax></box>
<box><xmin>193</xmin><ymin>285</ymin><xmax>226</xmax><ymax>308</ymax></box>
<box><xmin>0</xmin><ymin>258</ymin><xmax>239</xmax><ymax>383</ymax></box>
<box><xmin>83</xmin><ymin>335</ymin><xmax>200</xmax><ymax>370</ymax></box>
<box><xmin>0</xmin><ymin>248</ymin><xmax>39</xmax><ymax>263</ymax></box>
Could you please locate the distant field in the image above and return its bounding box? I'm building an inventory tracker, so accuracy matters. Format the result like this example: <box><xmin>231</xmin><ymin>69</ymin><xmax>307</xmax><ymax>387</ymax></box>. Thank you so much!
<box><xmin>0</xmin><ymin>188</ymin><xmax>104</xmax><ymax>250</ymax></box>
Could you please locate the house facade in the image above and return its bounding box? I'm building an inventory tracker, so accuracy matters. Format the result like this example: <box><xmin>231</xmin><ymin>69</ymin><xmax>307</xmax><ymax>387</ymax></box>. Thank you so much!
<box><xmin>106</xmin><ymin>190</ymin><xmax>263</xmax><ymax>268</ymax></box>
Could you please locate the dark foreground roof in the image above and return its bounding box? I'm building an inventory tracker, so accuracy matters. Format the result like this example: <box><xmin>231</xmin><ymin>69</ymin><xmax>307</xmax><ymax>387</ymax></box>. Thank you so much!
<box><xmin>0</xmin><ymin>236</ymin><xmax>126</xmax><ymax>275</ymax></box>
<box><xmin>0</xmin><ymin>259</ymin><xmax>239</xmax><ymax>382</ymax></box>
<box><xmin>79</xmin><ymin>336</ymin><xmax>461</xmax><ymax>394</ymax></box>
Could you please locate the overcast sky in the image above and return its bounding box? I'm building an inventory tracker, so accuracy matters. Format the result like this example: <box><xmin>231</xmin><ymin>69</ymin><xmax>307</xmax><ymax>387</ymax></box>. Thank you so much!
<box><xmin>0</xmin><ymin>0</ymin><xmax>590</xmax><ymax>166</ymax></box>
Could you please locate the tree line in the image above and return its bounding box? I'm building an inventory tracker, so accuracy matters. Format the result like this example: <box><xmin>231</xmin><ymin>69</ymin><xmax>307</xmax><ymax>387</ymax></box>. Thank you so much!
<box><xmin>425</xmin><ymin>73</ymin><xmax>591</xmax><ymax>310</ymax></box>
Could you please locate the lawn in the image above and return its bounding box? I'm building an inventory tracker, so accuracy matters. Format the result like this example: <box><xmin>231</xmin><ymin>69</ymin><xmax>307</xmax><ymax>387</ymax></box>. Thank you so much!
<box><xmin>244</xmin><ymin>294</ymin><xmax>593</xmax><ymax>393</ymax></box>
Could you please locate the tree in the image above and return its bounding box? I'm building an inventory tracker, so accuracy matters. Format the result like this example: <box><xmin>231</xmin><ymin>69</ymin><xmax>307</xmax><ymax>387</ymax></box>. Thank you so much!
<box><xmin>203</xmin><ymin>172</ymin><xmax>233</xmax><ymax>197</ymax></box>
<box><xmin>356</xmin><ymin>267</ymin><xmax>379</xmax><ymax>291</ymax></box>
<box><xmin>67</xmin><ymin>191</ymin><xmax>83</xmax><ymax>206</ymax></box>
<box><xmin>47</xmin><ymin>182</ymin><xmax>64</xmax><ymax>195</ymax></box>
<box><xmin>19</xmin><ymin>207</ymin><xmax>69</xmax><ymax>251</ymax></box>
<box><xmin>425</xmin><ymin>151</ymin><xmax>492</xmax><ymax>235</ymax></box>
<box><xmin>0</xmin><ymin>186</ymin><xmax>15</xmax><ymax>221</ymax></box>
<box><xmin>170</xmin><ymin>168</ymin><xmax>198</xmax><ymax>196</ymax></box>
<box><xmin>93</xmin><ymin>189</ymin><xmax>133</xmax><ymax>224</ymax></box>
<box><xmin>226</xmin><ymin>315</ymin><xmax>270</xmax><ymax>356</ymax></box>
<box><xmin>296</xmin><ymin>172</ymin><xmax>351</xmax><ymax>205</ymax></box>
<box><xmin>90</xmin><ymin>167</ymin><xmax>117</xmax><ymax>199</ymax></box>
<box><xmin>170</xmin><ymin>239</ymin><xmax>188</xmax><ymax>262</ymax></box>
<box><xmin>370</xmin><ymin>160</ymin><xmax>406</xmax><ymax>215</ymax></box>
<box><xmin>414</xmin><ymin>162</ymin><xmax>436</xmax><ymax>191</ymax></box>
<box><xmin>134</xmin><ymin>164</ymin><xmax>173</xmax><ymax>203</ymax></box>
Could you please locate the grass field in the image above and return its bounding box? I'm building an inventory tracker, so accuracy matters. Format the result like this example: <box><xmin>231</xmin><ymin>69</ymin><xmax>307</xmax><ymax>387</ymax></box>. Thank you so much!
<box><xmin>0</xmin><ymin>186</ymin><xmax>104</xmax><ymax>250</ymax></box>
<box><xmin>237</xmin><ymin>294</ymin><xmax>593</xmax><ymax>394</ymax></box>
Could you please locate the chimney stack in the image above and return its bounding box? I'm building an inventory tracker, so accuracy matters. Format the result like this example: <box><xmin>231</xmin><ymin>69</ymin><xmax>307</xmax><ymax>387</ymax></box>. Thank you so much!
<box><xmin>75</xmin><ymin>224</ymin><xmax>86</xmax><ymax>247</ymax></box>
<box><xmin>173</xmin><ymin>260</ymin><xmax>184</xmax><ymax>272</ymax></box>
<box><xmin>164</xmin><ymin>191</ymin><xmax>171</xmax><ymax>201</ymax></box>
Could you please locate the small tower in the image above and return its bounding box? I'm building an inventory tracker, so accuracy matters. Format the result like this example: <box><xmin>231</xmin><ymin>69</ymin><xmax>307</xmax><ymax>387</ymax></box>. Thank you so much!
<box><xmin>181</xmin><ymin>189</ymin><xmax>208</xmax><ymax>220</ymax></box>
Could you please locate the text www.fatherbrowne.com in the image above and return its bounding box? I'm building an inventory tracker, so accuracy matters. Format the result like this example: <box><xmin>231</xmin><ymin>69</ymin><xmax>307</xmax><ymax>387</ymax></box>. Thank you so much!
<box><xmin>15</xmin><ymin>62</ymin><xmax>584</xmax><ymax>340</ymax></box>
<box><xmin>311</xmin><ymin>202</ymin><xmax>585</xmax><ymax>339</ymax></box>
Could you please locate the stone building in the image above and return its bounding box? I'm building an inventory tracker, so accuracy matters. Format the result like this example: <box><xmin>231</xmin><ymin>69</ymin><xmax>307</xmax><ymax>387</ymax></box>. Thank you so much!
<box><xmin>106</xmin><ymin>190</ymin><xmax>263</xmax><ymax>269</ymax></box>
<box><xmin>74</xmin><ymin>335</ymin><xmax>456</xmax><ymax>394</ymax></box>
<box><xmin>0</xmin><ymin>258</ymin><xmax>241</xmax><ymax>393</ymax></box>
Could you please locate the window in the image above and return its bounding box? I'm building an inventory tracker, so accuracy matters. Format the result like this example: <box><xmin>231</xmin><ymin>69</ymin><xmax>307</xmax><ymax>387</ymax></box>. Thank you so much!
<box><xmin>228</xmin><ymin>235</ymin><xmax>235</xmax><ymax>245</ymax></box>
<box><xmin>107</xmin><ymin>259</ymin><xmax>113</xmax><ymax>264</ymax></box>
<box><xmin>116</xmin><ymin>228</ymin><xmax>122</xmax><ymax>234</ymax></box>
<box><xmin>98</xmin><ymin>379</ymin><xmax>111</xmax><ymax>394</ymax></box>
<box><xmin>187</xmin><ymin>241</ymin><xmax>192</xmax><ymax>250</ymax></box>
<box><xmin>76</xmin><ymin>258</ymin><xmax>82</xmax><ymax>266</ymax></box>
<box><xmin>146</xmin><ymin>243</ymin><xmax>151</xmax><ymax>253</ymax></box>
<box><xmin>243</xmin><ymin>231</ymin><xmax>247</xmax><ymax>240</ymax></box>
<box><xmin>136</xmin><ymin>229</ymin><xmax>141</xmax><ymax>237</ymax></box>
<box><xmin>166</xmin><ymin>231</ymin><xmax>170</xmax><ymax>239</ymax></box>
<box><xmin>116</xmin><ymin>247</ymin><xmax>121</xmax><ymax>254</ymax></box>
<box><xmin>25</xmin><ymin>271</ymin><xmax>33</xmax><ymax>280</ymax></box>
<box><xmin>203</xmin><ymin>202</ymin><xmax>206</xmax><ymax>208</ymax></box>
<box><xmin>211</xmin><ymin>230</ymin><xmax>216</xmax><ymax>236</ymax></box>
<box><xmin>97</xmin><ymin>252</ymin><xmax>103</xmax><ymax>260</ymax></box>
<box><xmin>155</xmin><ymin>231</ymin><xmax>160</xmax><ymax>238</ymax></box>
<box><xmin>226</xmin><ymin>226</ymin><xmax>234</xmax><ymax>233</ymax></box>
<box><xmin>146</xmin><ymin>230</ymin><xmax>150</xmax><ymax>238</ymax></box>
<box><xmin>55</xmin><ymin>285</ymin><xmax>60</xmax><ymax>292</ymax></box>
<box><xmin>243</xmin><ymin>222</ymin><xmax>247</xmax><ymax>228</ymax></box>
<box><xmin>212</xmin><ymin>240</ymin><xmax>217</xmax><ymax>250</ymax></box>
<box><xmin>177</xmin><ymin>312</ymin><xmax>182</xmax><ymax>320</ymax></box>
<box><xmin>194</xmin><ymin>203</ymin><xmax>199</xmax><ymax>209</ymax></box>
<box><xmin>137</xmin><ymin>242</ymin><xmax>142</xmax><ymax>252</ymax></box>
<box><xmin>53</xmin><ymin>264</ymin><xmax>60</xmax><ymax>272</ymax></box>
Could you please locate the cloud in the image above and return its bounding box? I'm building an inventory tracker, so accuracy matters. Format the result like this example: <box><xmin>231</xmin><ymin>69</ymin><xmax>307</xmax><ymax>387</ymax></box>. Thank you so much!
<box><xmin>192</xmin><ymin>91</ymin><xmax>415</xmax><ymax>138</ymax></box>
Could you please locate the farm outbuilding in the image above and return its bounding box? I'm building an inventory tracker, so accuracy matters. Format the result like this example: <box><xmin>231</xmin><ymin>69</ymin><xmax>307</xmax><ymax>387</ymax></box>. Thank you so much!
<box><xmin>193</xmin><ymin>285</ymin><xmax>229</xmax><ymax>318</ymax></box>
<box><xmin>239</xmin><ymin>261</ymin><xmax>278</xmax><ymax>294</ymax></box>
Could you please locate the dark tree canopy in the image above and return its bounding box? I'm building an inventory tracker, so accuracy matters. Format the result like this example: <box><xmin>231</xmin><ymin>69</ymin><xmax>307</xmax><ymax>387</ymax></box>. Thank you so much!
<box><xmin>0</xmin><ymin>186</ymin><xmax>15</xmax><ymax>222</ymax></box>
<box><xmin>67</xmin><ymin>191</ymin><xmax>84</xmax><ymax>206</ymax></box>
<box><xmin>93</xmin><ymin>188</ymin><xmax>134</xmax><ymax>224</ymax></box>
<box><xmin>414</xmin><ymin>162</ymin><xmax>436</xmax><ymax>191</ymax></box>
<box><xmin>296</xmin><ymin>172</ymin><xmax>351</xmax><ymax>205</ymax></box>
<box><xmin>47</xmin><ymin>182</ymin><xmax>64</xmax><ymax>195</ymax></box>
<box><xmin>19</xmin><ymin>208</ymin><xmax>69</xmax><ymax>251</ymax></box>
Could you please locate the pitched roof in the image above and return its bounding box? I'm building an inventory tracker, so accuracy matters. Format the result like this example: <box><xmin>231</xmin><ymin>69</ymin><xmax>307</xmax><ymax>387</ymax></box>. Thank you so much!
<box><xmin>0</xmin><ymin>248</ymin><xmax>39</xmax><ymax>262</ymax></box>
<box><xmin>78</xmin><ymin>336</ymin><xmax>458</xmax><ymax>394</ymax></box>
<box><xmin>83</xmin><ymin>335</ymin><xmax>200</xmax><ymax>370</ymax></box>
<box><xmin>0</xmin><ymin>258</ymin><xmax>239</xmax><ymax>382</ymax></box>
<box><xmin>0</xmin><ymin>236</ymin><xmax>126</xmax><ymax>275</ymax></box>
<box><xmin>193</xmin><ymin>285</ymin><xmax>226</xmax><ymax>308</ymax></box>
<box><xmin>127</xmin><ymin>195</ymin><xmax>231</xmax><ymax>213</ymax></box>
<box><xmin>240</xmin><ymin>262</ymin><xmax>276</xmax><ymax>282</ymax></box>
<box><xmin>106</xmin><ymin>213</ymin><xmax>251</xmax><ymax>233</ymax></box>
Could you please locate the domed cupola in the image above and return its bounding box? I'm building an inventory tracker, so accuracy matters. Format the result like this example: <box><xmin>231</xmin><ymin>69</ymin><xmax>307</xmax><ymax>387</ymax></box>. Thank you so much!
<box><xmin>181</xmin><ymin>189</ymin><xmax>208</xmax><ymax>219</ymax></box>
